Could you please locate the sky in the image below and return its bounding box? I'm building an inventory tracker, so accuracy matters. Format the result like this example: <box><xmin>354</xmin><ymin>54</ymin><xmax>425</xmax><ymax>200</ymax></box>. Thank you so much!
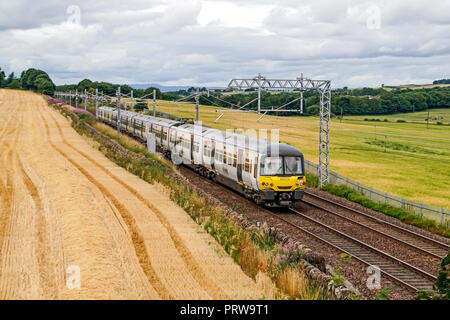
<box><xmin>0</xmin><ymin>0</ymin><xmax>449</xmax><ymax>88</ymax></box>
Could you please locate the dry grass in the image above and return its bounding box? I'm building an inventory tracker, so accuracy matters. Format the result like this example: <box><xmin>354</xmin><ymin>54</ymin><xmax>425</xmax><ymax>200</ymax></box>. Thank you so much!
<box><xmin>237</xmin><ymin>234</ymin><xmax>271</xmax><ymax>278</ymax></box>
<box><xmin>276</xmin><ymin>267</ymin><xmax>322</xmax><ymax>300</ymax></box>
<box><xmin>95</xmin><ymin>122</ymin><xmax>146</xmax><ymax>152</ymax></box>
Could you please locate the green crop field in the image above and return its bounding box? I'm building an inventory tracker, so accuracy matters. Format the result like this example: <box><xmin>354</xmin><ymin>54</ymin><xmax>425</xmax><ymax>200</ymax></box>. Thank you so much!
<box><xmin>151</xmin><ymin>100</ymin><xmax>450</xmax><ymax>210</ymax></box>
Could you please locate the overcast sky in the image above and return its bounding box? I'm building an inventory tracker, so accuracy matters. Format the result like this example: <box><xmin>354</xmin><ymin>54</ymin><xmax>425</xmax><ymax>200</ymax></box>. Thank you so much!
<box><xmin>1</xmin><ymin>0</ymin><xmax>449</xmax><ymax>88</ymax></box>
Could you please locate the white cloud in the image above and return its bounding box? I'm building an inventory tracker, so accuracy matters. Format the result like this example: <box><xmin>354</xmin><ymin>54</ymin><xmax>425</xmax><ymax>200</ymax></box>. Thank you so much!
<box><xmin>0</xmin><ymin>0</ymin><xmax>449</xmax><ymax>88</ymax></box>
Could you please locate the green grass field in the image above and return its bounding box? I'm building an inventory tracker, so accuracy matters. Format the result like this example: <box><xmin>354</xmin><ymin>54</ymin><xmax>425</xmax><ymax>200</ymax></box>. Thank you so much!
<box><xmin>151</xmin><ymin>100</ymin><xmax>450</xmax><ymax>210</ymax></box>
<box><xmin>345</xmin><ymin>108</ymin><xmax>450</xmax><ymax>124</ymax></box>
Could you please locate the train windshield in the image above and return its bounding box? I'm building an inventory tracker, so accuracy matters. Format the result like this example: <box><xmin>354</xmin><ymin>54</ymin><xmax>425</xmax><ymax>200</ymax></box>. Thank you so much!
<box><xmin>284</xmin><ymin>157</ymin><xmax>303</xmax><ymax>175</ymax></box>
<box><xmin>261</xmin><ymin>156</ymin><xmax>303</xmax><ymax>176</ymax></box>
<box><xmin>261</xmin><ymin>157</ymin><xmax>284</xmax><ymax>175</ymax></box>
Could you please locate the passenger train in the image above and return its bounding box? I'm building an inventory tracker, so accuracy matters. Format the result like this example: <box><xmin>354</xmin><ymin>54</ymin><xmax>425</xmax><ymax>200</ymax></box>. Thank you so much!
<box><xmin>98</xmin><ymin>106</ymin><xmax>306</xmax><ymax>207</ymax></box>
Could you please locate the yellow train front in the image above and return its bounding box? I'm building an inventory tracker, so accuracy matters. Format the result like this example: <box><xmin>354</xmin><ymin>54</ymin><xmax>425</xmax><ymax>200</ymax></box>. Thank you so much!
<box><xmin>255</xmin><ymin>146</ymin><xmax>306</xmax><ymax>207</ymax></box>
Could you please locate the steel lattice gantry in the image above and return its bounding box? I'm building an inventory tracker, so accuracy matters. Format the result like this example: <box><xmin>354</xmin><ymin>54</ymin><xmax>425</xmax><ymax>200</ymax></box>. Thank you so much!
<box><xmin>227</xmin><ymin>74</ymin><xmax>332</xmax><ymax>187</ymax></box>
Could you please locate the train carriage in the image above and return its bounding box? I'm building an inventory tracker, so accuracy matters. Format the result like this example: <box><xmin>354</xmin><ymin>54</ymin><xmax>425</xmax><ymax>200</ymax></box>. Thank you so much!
<box><xmin>98</xmin><ymin>106</ymin><xmax>305</xmax><ymax>207</ymax></box>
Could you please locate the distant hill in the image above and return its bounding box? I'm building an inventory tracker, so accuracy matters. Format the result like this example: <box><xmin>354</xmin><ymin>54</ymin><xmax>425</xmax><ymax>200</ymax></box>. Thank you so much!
<box><xmin>433</xmin><ymin>79</ymin><xmax>450</xmax><ymax>84</ymax></box>
<box><xmin>382</xmin><ymin>83</ymin><xmax>450</xmax><ymax>90</ymax></box>
<box><xmin>129</xmin><ymin>83</ymin><xmax>192</xmax><ymax>92</ymax></box>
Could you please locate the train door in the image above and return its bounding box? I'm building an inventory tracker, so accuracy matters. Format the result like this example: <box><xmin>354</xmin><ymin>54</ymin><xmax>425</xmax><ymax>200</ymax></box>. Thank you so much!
<box><xmin>237</xmin><ymin>148</ymin><xmax>243</xmax><ymax>183</ymax></box>
<box><xmin>211</xmin><ymin>140</ymin><xmax>216</xmax><ymax>170</ymax></box>
<box><xmin>190</xmin><ymin>134</ymin><xmax>194</xmax><ymax>163</ymax></box>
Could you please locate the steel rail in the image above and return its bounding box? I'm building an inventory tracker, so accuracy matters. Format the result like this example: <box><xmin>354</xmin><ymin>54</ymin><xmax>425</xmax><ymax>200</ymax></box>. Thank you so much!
<box><xmin>300</xmin><ymin>198</ymin><xmax>446</xmax><ymax>260</ymax></box>
<box><xmin>304</xmin><ymin>191</ymin><xmax>450</xmax><ymax>252</ymax></box>
<box><xmin>286</xmin><ymin>208</ymin><xmax>437</xmax><ymax>291</ymax></box>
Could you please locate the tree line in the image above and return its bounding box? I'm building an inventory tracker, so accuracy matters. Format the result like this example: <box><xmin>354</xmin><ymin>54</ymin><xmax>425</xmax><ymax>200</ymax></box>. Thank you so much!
<box><xmin>0</xmin><ymin>67</ymin><xmax>56</xmax><ymax>95</ymax></box>
<box><xmin>2</xmin><ymin>67</ymin><xmax>448</xmax><ymax>116</ymax></box>
<box><xmin>433</xmin><ymin>79</ymin><xmax>450</xmax><ymax>84</ymax></box>
<box><xmin>196</xmin><ymin>86</ymin><xmax>450</xmax><ymax>116</ymax></box>
<box><xmin>56</xmin><ymin>78</ymin><xmax>172</xmax><ymax>100</ymax></box>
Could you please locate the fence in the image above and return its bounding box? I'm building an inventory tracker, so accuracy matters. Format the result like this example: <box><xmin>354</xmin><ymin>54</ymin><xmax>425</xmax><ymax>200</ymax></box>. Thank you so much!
<box><xmin>304</xmin><ymin>159</ymin><xmax>450</xmax><ymax>225</ymax></box>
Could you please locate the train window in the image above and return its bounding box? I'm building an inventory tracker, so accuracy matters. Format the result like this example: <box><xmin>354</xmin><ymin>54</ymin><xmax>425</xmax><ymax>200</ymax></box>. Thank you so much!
<box><xmin>162</xmin><ymin>131</ymin><xmax>168</xmax><ymax>141</ymax></box>
<box><xmin>254</xmin><ymin>157</ymin><xmax>258</xmax><ymax>178</ymax></box>
<box><xmin>244</xmin><ymin>158</ymin><xmax>250</xmax><ymax>172</ymax></box>
<box><xmin>261</xmin><ymin>157</ymin><xmax>283</xmax><ymax>176</ymax></box>
<box><xmin>284</xmin><ymin>157</ymin><xmax>304</xmax><ymax>175</ymax></box>
<box><xmin>233</xmin><ymin>154</ymin><xmax>237</xmax><ymax>167</ymax></box>
<box><xmin>182</xmin><ymin>138</ymin><xmax>189</xmax><ymax>149</ymax></box>
<box><xmin>193</xmin><ymin>142</ymin><xmax>200</xmax><ymax>153</ymax></box>
<box><xmin>215</xmin><ymin>151</ymin><xmax>223</xmax><ymax>162</ymax></box>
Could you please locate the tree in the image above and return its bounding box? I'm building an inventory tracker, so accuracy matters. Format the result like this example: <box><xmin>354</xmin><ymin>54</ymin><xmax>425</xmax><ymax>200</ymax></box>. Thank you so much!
<box><xmin>0</xmin><ymin>68</ymin><xmax>6</xmax><ymax>88</ymax></box>
<box><xmin>144</xmin><ymin>87</ymin><xmax>162</xmax><ymax>99</ymax></box>
<box><xmin>7</xmin><ymin>79</ymin><xmax>22</xmax><ymax>89</ymax></box>
<box><xmin>20</xmin><ymin>68</ymin><xmax>55</xmax><ymax>95</ymax></box>
<box><xmin>77</xmin><ymin>79</ymin><xmax>94</xmax><ymax>92</ymax></box>
<box><xmin>5</xmin><ymin>72</ymin><xmax>15</xmax><ymax>87</ymax></box>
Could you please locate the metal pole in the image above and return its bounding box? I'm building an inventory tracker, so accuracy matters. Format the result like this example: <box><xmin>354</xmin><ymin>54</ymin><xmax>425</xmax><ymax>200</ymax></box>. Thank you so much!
<box><xmin>427</xmin><ymin>110</ymin><xmax>429</xmax><ymax>129</ymax></box>
<box><xmin>340</xmin><ymin>107</ymin><xmax>343</xmax><ymax>123</ymax></box>
<box><xmin>257</xmin><ymin>74</ymin><xmax>261</xmax><ymax>114</ymax></box>
<box><xmin>300</xmin><ymin>90</ymin><xmax>304</xmax><ymax>114</ymax></box>
<box><xmin>69</xmin><ymin>91</ymin><xmax>72</xmax><ymax>106</ymax></box>
<box><xmin>318</xmin><ymin>82</ymin><xmax>331</xmax><ymax>188</ymax></box>
<box><xmin>131</xmin><ymin>90</ymin><xmax>134</xmax><ymax>113</ymax></box>
<box><xmin>84</xmin><ymin>89</ymin><xmax>87</xmax><ymax>111</ymax></box>
<box><xmin>117</xmin><ymin>86</ymin><xmax>121</xmax><ymax>133</ymax></box>
<box><xmin>95</xmin><ymin>88</ymin><xmax>98</xmax><ymax>118</ymax></box>
<box><xmin>195</xmin><ymin>87</ymin><xmax>199</xmax><ymax>123</ymax></box>
<box><xmin>153</xmin><ymin>89</ymin><xmax>156</xmax><ymax>117</ymax></box>
<box><xmin>75</xmin><ymin>89</ymin><xmax>78</xmax><ymax>109</ymax></box>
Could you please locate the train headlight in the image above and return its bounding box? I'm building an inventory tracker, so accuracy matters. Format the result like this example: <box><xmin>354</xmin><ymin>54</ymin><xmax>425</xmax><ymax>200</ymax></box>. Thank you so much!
<box><xmin>270</xmin><ymin>183</ymin><xmax>274</xmax><ymax>187</ymax></box>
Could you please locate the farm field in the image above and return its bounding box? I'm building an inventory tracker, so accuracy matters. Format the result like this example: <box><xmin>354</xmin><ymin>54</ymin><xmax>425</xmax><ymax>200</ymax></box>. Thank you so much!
<box><xmin>345</xmin><ymin>108</ymin><xmax>450</xmax><ymax>124</ymax></box>
<box><xmin>0</xmin><ymin>89</ymin><xmax>272</xmax><ymax>299</ymax></box>
<box><xmin>153</xmin><ymin>100</ymin><xmax>450</xmax><ymax>209</ymax></box>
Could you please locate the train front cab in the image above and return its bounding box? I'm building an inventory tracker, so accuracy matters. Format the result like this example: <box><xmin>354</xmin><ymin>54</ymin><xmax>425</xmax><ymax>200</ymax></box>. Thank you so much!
<box><xmin>257</xmin><ymin>153</ymin><xmax>306</xmax><ymax>207</ymax></box>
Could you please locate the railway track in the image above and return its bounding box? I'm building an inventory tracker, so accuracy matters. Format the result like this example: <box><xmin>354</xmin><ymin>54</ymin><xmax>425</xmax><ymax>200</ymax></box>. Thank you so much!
<box><xmin>267</xmin><ymin>208</ymin><xmax>438</xmax><ymax>292</ymax></box>
<box><xmin>302</xmin><ymin>191</ymin><xmax>449</xmax><ymax>260</ymax></box>
<box><xmin>176</xmin><ymin>166</ymin><xmax>444</xmax><ymax>293</ymax></box>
